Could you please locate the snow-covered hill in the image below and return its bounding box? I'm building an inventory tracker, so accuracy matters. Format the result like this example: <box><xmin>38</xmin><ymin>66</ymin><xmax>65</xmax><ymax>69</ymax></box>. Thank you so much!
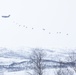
<box><xmin>0</xmin><ymin>47</ymin><xmax>75</xmax><ymax>63</ymax></box>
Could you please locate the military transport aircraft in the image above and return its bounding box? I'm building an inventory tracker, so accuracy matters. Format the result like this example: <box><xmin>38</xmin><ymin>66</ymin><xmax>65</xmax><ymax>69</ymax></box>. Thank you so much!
<box><xmin>2</xmin><ymin>15</ymin><xmax>10</xmax><ymax>18</ymax></box>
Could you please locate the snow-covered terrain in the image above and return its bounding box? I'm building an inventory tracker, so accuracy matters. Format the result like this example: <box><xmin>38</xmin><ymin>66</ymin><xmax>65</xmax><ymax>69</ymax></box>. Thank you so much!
<box><xmin>0</xmin><ymin>47</ymin><xmax>75</xmax><ymax>75</ymax></box>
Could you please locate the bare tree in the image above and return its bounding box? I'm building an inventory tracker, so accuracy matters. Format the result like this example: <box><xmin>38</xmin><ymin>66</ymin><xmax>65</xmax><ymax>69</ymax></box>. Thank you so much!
<box><xmin>29</xmin><ymin>48</ymin><xmax>45</xmax><ymax>75</ymax></box>
<box><xmin>55</xmin><ymin>68</ymin><xmax>74</xmax><ymax>75</ymax></box>
<box><xmin>55</xmin><ymin>60</ymin><xmax>74</xmax><ymax>75</ymax></box>
<box><xmin>67</xmin><ymin>51</ymin><xmax>76</xmax><ymax>72</ymax></box>
<box><xmin>54</xmin><ymin>56</ymin><xmax>74</xmax><ymax>75</ymax></box>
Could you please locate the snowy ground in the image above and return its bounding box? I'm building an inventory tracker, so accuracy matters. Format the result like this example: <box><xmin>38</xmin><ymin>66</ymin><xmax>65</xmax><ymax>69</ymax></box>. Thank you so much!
<box><xmin>0</xmin><ymin>69</ymin><xmax>55</xmax><ymax>75</ymax></box>
<box><xmin>2</xmin><ymin>68</ymin><xmax>76</xmax><ymax>75</ymax></box>
<box><xmin>0</xmin><ymin>47</ymin><xmax>76</xmax><ymax>75</ymax></box>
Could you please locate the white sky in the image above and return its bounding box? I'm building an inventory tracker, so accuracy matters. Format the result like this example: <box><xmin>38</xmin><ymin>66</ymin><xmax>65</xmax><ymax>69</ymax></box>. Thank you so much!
<box><xmin>0</xmin><ymin>0</ymin><xmax>76</xmax><ymax>49</ymax></box>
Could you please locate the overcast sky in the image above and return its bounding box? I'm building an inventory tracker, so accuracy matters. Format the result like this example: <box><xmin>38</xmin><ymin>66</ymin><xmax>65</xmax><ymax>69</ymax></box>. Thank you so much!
<box><xmin>0</xmin><ymin>0</ymin><xmax>76</xmax><ymax>49</ymax></box>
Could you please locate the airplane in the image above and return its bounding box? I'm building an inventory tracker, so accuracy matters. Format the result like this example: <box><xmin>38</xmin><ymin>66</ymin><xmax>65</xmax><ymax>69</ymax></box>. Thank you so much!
<box><xmin>2</xmin><ymin>15</ymin><xmax>10</xmax><ymax>18</ymax></box>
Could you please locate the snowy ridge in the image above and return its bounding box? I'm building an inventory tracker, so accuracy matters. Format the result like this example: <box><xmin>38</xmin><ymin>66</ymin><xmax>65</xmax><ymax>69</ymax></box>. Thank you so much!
<box><xmin>0</xmin><ymin>47</ymin><xmax>75</xmax><ymax>72</ymax></box>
